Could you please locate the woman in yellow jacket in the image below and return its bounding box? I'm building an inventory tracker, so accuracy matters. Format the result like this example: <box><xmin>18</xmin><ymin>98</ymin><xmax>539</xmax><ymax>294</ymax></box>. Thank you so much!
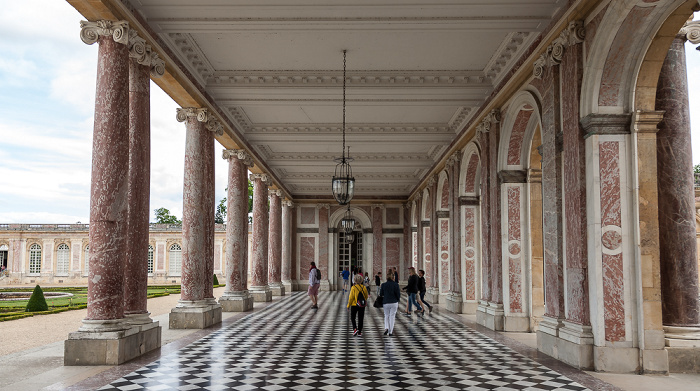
<box><xmin>347</xmin><ymin>274</ymin><xmax>369</xmax><ymax>336</ymax></box>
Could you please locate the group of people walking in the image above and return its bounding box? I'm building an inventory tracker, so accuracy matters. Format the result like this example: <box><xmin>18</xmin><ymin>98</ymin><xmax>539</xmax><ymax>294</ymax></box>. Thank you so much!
<box><xmin>309</xmin><ymin>263</ymin><xmax>434</xmax><ymax>337</ymax></box>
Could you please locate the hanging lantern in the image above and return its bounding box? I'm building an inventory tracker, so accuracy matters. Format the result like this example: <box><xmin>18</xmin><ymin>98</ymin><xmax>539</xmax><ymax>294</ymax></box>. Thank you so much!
<box><xmin>341</xmin><ymin>207</ymin><xmax>356</xmax><ymax>234</ymax></box>
<box><xmin>331</xmin><ymin>49</ymin><xmax>355</xmax><ymax>205</ymax></box>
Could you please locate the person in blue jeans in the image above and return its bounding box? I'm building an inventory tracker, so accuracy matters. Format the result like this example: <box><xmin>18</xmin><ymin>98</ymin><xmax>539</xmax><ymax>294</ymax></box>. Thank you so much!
<box><xmin>341</xmin><ymin>268</ymin><xmax>350</xmax><ymax>292</ymax></box>
<box><xmin>402</xmin><ymin>267</ymin><xmax>422</xmax><ymax>315</ymax></box>
<box><xmin>417</xmin><ymin>269</ymin><xmax>433</xmax><ymax>313</ymax></box>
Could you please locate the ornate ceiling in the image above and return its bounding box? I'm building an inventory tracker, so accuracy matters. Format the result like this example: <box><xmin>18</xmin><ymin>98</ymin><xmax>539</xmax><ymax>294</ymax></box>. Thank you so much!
<box><xmin>120</xmin><ymin>0</ymin><xmax>563</xmax><ymax>200</ymax></box>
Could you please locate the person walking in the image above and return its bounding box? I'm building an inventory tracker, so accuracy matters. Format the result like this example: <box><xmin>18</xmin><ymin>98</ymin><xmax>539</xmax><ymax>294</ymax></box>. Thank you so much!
<box><xmin>341</xmin><ymin>267</ymin><xmax>350</xmax><ymax>293</ymax></box>
<box><xmin>393</xmin><ymin>267</ymin><xmax>399</xmax><ymax>284</ymax></box>
<box><xmin>347</xmin><ymin>274</ymin><xmax>369</xmax><ymax>336</ymax></box>
<box><xmin>402</xmin><ymin>267</ymin><xmax>422</xmax><ymax>315</ymax></box>
<box><xmin>379</xmin><ymin>270</ymin><xmax>401</xmax><ymax>336</ymax></box>
<box><xmin>308</xmin><ymin>262</ymin><xmax>321</xmax><ymax>309</ymax></box>
<box><xmin>417</xmin><ymin>269</ymin><xmax>433</xmax><ymax>314</ymax></box>
<box><xmin>374</xmin><ymin>271</ymin><xmax>382</xmax><ymax>295</ymax></box>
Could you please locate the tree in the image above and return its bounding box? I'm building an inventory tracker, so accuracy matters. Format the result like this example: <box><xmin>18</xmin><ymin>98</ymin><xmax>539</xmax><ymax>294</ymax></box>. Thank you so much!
<box><xmin>215</xmin><ymin>180</ymin><xmax>254</xmax><ymax>224</ymax></box>
<box><xmin>154</xmin><ymin>207</ymin><xmax>181</xmax><ymax>224</ymax></box>
<box><xmin>26</xmin><ymin>285</ymin><xmax>49</xmax><ymax>312</ymax></box>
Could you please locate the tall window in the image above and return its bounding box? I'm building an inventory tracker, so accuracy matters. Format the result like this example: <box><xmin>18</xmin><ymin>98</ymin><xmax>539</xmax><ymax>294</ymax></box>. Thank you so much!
<box><xmin>169</xmin><ymin>244</ymin><xmax>181</xmax><ymax>276</ymax></box>
<box><xmin>0</xmin><ymin>244</ymin><xmax>8</xmax><ymax>271</ymax></box>
<box><xmin>84</xmin><ymin>245</ymin><xmax>89</xmax><ymax>276</ymax></box>
<box><xmin>29</xmin><ymin>244</ymin><xmax>41</xmax><ymax>274</ymax></box>
<box><xmin>148</xmin><ymin>245</ymin><xmax>154</xmax><ymax>275</ymax></box>
<box><xmin>56</xmin><ymin>243</ymin><xmax>70</xmax><ymax>276</ymax></box>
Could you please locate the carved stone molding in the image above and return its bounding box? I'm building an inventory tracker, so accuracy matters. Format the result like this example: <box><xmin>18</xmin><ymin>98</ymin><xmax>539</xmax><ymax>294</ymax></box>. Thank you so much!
<box><xmin>80</xmin><ymin>20</ymin><xmax>129</xmax><ymax>46</ymax></box>
<box><xmin>446</xmin><ymin>151</ymin><xmax>461</xmax><ymax>166</ymax></box>
<box><xmin>580</xmin><ymin>113</ymin><xmax>632</xmax><ymax>138</ymax></box>
<box><xmin>269</xmin><ymin>189</ymin><xmax>283</xmax><ymax>197</ymax></box>
<box><xmin>0</xmin><ymin>239</ymin><xmax>9</xmax><ymax>249</ymax></box>
<box><xmin>534</xmin><ymin>20</ymin><xmax>585</xmax><ymax>78</ymax></box>
<box><xmin>54</xmin><ymin>239</ymin><xmax>69</xmax><ymax>248</ymax></box>
<box><xmin>681</xmin><ymin>20</ymin><xmax>700</xmax><ymax>48</ymax></box>
<box><xmin>283</xmin><ymin>200</ymin><xmax>294</xmax><ymax>208</ymax></box>
<box><xmin>316</xmin><ymin>203</ymin><xmax>330</xmax><ymax>210</ymax></box>
<box><xmin>250</xmin><ymin>173</ymin><xmax>271</xmax><ymax>185</ymax></box>
<box><xmin>498</xmin><ymin>170</ymin><xmax>528</xmax><ymax>184</ymax></box>
<box><xmin>166</xmin><ymin>239</ymin><xmax>180</xmax><ymax>250</ymax></box>
<box><xmin>25</xmin><ymin>239</ymin><xmax>41</xmax><ymax>249</ymax></box>
<box><xmin>176</xmin><ymin>107</ymin><xmax>208</xmax><ymax>123</ymax></box>
<box><xmin>82</xmin><ymin>238</ymin><xmax>89</xmax><ymax>249</ymax></box>
<box><xmin>372</xmin><ymin>204</ymin><xmax>386</xmax><ymax>210</ymax></box>
<box><xmin>206</xmin><ymin>116</ymin><xmax>225</xmax><ymax>136</ymax></box>
<box><xmin>222</xmin><ymin>149</ymin><xmax>254</xmax><ymax>167</ymax></box>
<box><xmin>632</xmin><ymin>110</ymin><xmax>664</xmax><ymax>134</ymax></box>
<box><xmin>459</xmin><ymin>196</ymin><xmax>480</xmax><ymax>206</ymax></box>
<box><xmin>127</xmin><ymin>29</ymin><xmax>164</xmax><ymax>77</ymax></box>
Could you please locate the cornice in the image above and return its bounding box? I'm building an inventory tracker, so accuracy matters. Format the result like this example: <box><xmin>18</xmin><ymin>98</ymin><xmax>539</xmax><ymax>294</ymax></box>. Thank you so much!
<box><xmin>166</xmin><ymin>33</ymin><xmax>215</xmax><ymax>85</ymax></box>
<box><xmin>448</xmin><ymin>107</ymin><xmax>477</xmax><ymax>133</ymax></box>
<box><xmin>247</xmin><ymin>124</ymin><xmax>451</xmax><ymax>134</ymax></box>
<box><xmin>484</xmin><ymin>32</ymin><xmax>535</xmax><ymax>85</ymax></box>
<box><xmin>263</xmin><ymin>151</ymin><xmax>432</xmax><ymax>162</ymax></box>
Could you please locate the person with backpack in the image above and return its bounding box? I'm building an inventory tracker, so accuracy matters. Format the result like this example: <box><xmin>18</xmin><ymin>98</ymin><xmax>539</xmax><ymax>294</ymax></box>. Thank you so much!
<box><xmin>374</xmin><ymin>271</ymin><xmax>382</xmax><ymax>295</ymax></box>
<box><xmin>308</xmin><ymin>261</ymin><xmax>321</xmax><ymax>309</ymax></box>
<box><xmin>347</xmin><ymin>274</ymin><xmax>369</xmax><ymax>336</ymax></box>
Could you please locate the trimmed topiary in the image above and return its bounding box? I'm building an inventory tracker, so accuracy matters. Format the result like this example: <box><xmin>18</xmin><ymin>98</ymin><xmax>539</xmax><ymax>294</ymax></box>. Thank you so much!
<box><xmin>213</xmin><ymin>274</ymin><xmax>219</xmax><ymax>286</ymax></box>
<box><xmin>25</xmin><ymin>285</ymin><xmax>49</xmax><ymax>312</ymax></box>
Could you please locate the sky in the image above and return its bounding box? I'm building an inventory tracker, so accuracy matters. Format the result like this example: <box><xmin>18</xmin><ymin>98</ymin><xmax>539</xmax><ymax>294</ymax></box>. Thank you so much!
<box><xmin>0</xmin><ymin>2</ymin><xmax>699</xmax><ymax>224</ymax></box>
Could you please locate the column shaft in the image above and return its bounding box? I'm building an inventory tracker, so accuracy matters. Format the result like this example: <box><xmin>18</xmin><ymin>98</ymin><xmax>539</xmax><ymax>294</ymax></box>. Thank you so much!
<box><xmin>656</xmin><ymin>35</ymin><xmax>700</xmax><ymax>327</ymax></box>
<box><xmin>250</xmin><ymin>174</ymin><xmax>272</xmax><ymax>301</ymax></box>
<box><xmin>86</xmin><ymin>36</ymin><xmax>130</xmax><ymax>322</ymax></box>
<box><xmin>268</xmin><ymin>191</ymin><xmax>284</xmax><ymax>295</ymax></box>
<box><xmin>124</xmin><ymin>57</ymin><xmax>150</xmax><ymax>317</ymax></box>
<box><xmin>181</xmin><ymin>117</ymin><xmax>213</xmax><ymax>302</ymax></box>
<box><xmin>281</xmin><ymin>202</ymin><xmax>292</xmax><ymax>285</ymax></box>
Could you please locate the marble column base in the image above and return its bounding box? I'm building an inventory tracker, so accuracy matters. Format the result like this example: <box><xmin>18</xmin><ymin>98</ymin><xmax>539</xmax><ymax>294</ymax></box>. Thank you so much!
<box><xmin>664</xmin><ymin>326</ymin><xmax>700</xmax><ymax>347</ymax></box>
<box><xmin>462</xmin><ymin>300</ymin><xmax>478</xmax><ymax>314</ymax></box>
<box><xmin>64</xmin><ymin>320</ymin><xmax>161</xmax><ymax>366</ymax></box>
<box><xmin>593</xmin><ymin>346</ymin><xmax>640</xmax><ymax>373</ymax></box>
<box><xmin>250</xmin><ymin>286</ymin><xmax>273</xmax><ymax>302</ymax></box>
<box><xmin>219</xmin><ymin>291</ymin><xmax>254</xmax><ymax>312</ymax></box>
<box><xmin>476</xmin><ymin>301</ymin><xmax>504</xmax><ymax>331</ymax></box>
<box><xmin>282</xmin><ymin>280</ymin><xmax>293</xmax><ymax>293</ymax></box>
<box><xmin>269</xmin><ymin>283</ymin><xmax>286</xmax><ymax>297</ymax></box>
<box><xmin>504</xmin><ymin>314</ymin><xmax>530</xmax><ymax>332</ymax></box>
<box><xmin>425</xmin><ymin>287</ymin><xmax>440</xmax><ymax>304</ymax></box>
<box><xmin>169</xmin><ymin>300</ymin><xmax>222</xmax><ymax>329</ymax></box>
<box><xmin>319</xmin><ymin>279</ymin><xmax>331</xmax><ymax>291</ymax></box>
<box><xmin>444</xmin><ymin>293</ymin><xmax>463</xmax><ymax>314</ymax></box>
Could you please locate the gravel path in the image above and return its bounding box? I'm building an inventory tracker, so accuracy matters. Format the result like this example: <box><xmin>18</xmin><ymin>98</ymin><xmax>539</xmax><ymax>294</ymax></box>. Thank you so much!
<box><xmin>0</xmin><ymin>287</ymin><xmax>226</xmax><ymax>357</ymax></box>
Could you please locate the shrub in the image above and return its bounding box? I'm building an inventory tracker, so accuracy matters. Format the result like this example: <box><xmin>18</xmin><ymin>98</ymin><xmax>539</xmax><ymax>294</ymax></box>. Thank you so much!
<box><xmin>25</xmin><ymin>285</ymin><xmax>49</xmax><ymax>312</ymax></box>
<box><xmin>213</xmin><ymin>274</ymin><xmax>219</xmax><ymax>286</ymax></box>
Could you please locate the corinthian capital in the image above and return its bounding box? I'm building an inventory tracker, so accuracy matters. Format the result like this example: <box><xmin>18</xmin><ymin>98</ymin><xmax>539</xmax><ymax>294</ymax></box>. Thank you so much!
<box><xmin>176</xmin><ymin>108</ymin><xmax>208</xmax><ymax>123</ymax></box>
<box><xmin>222</xmin><ymin>149</ymin><xmax>254</xmax><ymax>167</ymax></box>
<box><xmin>80</xmin><ymin>20</ymin><xmax>129</xmax><ymax>46</ymax></box>
<box><xmin>206</xmin><ymin>116</ymin><xmax>225</xmax><ymax>136</ymax></box>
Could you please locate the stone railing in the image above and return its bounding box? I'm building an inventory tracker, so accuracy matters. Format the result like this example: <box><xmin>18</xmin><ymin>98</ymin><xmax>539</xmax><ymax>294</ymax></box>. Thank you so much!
<box><xmin>695</xmin><ymin>172</ymin><xmax>700</xmax><ymax>188</ymax></box>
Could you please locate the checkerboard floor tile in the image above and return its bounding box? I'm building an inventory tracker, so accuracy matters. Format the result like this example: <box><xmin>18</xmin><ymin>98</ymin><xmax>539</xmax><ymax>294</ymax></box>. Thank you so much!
<box><xmin>100</xmin><ymin>292</ymin><xmax>589</xmax><ymax>390</ymax></box>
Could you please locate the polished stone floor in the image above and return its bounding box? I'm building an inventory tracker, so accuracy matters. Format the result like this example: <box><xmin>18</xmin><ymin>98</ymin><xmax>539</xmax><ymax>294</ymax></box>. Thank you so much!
<box><xmin>98</xmin><ymin>291</ymin><xmax>592</xmax><ymax>391</ymax></box>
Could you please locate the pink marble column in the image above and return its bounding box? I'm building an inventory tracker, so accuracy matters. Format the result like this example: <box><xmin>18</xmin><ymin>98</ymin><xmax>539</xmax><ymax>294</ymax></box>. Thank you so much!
<box><xmin>429</xmin><ymin>176</ymin><xmax>439</xmax><ymax>291</ymax></box>
<box><xmin>176</xmin><ymin>108</ymin><xmax>214</xmax><ymax>303</ymax></box>
<box><xmin>488</xmin><ymin>120</ymin><xmax>502</xmax><ymax>306</ymax></box>
<box><xmin>403</xmin><ymin>203</ymin><xmax>411</xmax><ymax>281</ymax></box>
<box><xmin>478</xmin><ymin>128</ymin><xmax>492</xmax><ymax>303</ymax></box>
<box><xmin>250</xmin><ymin>173</ymin><xmax>272</xmax><ymax>301</ymax></box>
<box><xmin>372</xmin><ymin>205</ymin><xmax>384</xmax><ymax>277</ymax></box>
<box><xmin>220</xmin><ymin>150</ymin><xmax>254</xmax><ymax>311</ymax></box>
<box><xmin>281</xmin><ymin>200</ymin><xmax>293</xmax><ymax>290</ymax></box>
<box><xmin>81</xmin><ymin>21</ymin><xmax>130</xmax><ymax>327</ymax></box>
<box><xmin>268</xmin><ymin>190</ymin><xmax>285</xmax><ymax>295</ymax></box>
<box><xmin>415</xmin><ymin>195</ymin><xmax>423</xmax><ymax>271</ymax></box>
<box><xmin>449</xmin><ymin>154</ymin><xmax>462</xmax><ymax>297</ymax></box>
<box><xmin>318</xmin><ymin>204</ymin><xmax>329</xmax><ymax>286</ymax></box>
<box><xmin>124</xmin><ymin>33</ymin><xmax>164</xmax><ymax>323</ymax></box>
<box><xmin>656</xmin><ymin>34</ymin><xmax>700</xmax><ymax>328</ymax></box>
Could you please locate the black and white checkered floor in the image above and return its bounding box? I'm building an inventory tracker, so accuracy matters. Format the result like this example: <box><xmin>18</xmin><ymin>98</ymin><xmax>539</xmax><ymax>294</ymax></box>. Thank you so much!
<box><xmin>101</xmin><ymin>292</ymin><xmax>589</xmax><ymax>390</ymax></box>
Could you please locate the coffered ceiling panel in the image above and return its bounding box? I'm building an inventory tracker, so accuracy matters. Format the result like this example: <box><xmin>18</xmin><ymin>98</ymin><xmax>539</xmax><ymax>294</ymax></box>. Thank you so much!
<box><xmin>133</xmin><ymin>0</ymin><xmax>562</xmax><ymax>200</ymax></box>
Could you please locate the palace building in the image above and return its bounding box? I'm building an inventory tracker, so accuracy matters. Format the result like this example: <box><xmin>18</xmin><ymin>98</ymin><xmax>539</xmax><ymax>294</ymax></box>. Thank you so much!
<box><xmin>4</xmin><ymin>0</ymin><xmax>700</xmax><ymax>380</ymax></box>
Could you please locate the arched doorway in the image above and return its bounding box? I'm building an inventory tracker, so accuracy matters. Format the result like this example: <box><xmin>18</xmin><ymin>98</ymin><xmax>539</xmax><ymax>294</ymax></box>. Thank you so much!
<box><xmin>330</xmin><ymin>207</ymin><xmax>373</xmax><ymax>290</ymax></box>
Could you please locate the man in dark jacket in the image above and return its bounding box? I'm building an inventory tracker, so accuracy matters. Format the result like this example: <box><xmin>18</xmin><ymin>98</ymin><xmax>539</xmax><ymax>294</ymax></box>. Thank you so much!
<box><xmin>402</xmin><ymin>267</ymin><xmax>423</xmax><ymax>315</ymax></box>
<box><xmin>417</xmin><ymin>269</ymin><xmax>433</xmax><ymax>313</ymax></box>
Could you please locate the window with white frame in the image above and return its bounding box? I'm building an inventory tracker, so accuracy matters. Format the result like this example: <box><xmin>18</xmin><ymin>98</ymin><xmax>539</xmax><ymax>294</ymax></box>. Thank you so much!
<box><xmin>0</xmin><ymin>244</ymin><xmax>8</xmax><ymax>271</ymax></box>
<box><xmin>148</xmin><ymin>245</ymin><xmax>154</xmax><ymax>275</ymax></box>
<box><xmin>56</xmin><ymin>243</ymin><xmax>70</xmax><ymax>276</ymax></box>
<box><xmin>84</xmin><ymin>245</ymin><xmax>89</xmax><ymax>276</ymax></box>
<box><xmin>168</xmin><ymin>244</ymin><xmax>182</xmax><ymax>276</ymax></box>
<box><xmin>29</xmin><ymin>244</ymin><xmax>41</xmax><ymax>274</ymax></box>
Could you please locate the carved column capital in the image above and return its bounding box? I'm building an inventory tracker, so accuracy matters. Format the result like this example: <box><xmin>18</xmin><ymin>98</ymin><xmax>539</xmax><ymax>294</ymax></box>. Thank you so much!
<box><xmin>681</xmin><ymin>20</ymin><xmax>700</xmax><ymax>48</ymax></box>
<box><xmin>80</xmin><ymin>20</ymin><xmax>129</xmax><ymax>46</ymax></box>
<box><xmin>372</xmin><ymin>203</ymin><xmax>385</xmax><ymax>210</ymax></box>
<box><xmin>176</xmin><ymin>107</ymin><xmax>208</xmax><ymax>123</ymax></box>
<box><xmin>127</xmin><ymin>30</ymin><xmax>165</xmax><ymax>77</ymax></box>
<box><xmin>249</xmin><ymin>173</ymin><xmax>270</xmax><ymax>185</ymax></box>
<box><xmin>534</xmin><ymin>20</ymin><xmax>585</xmax><ymax>78</ymax></box>
<box><xmin>477</xmin><ymin>109</ymin><xmax>501</xmax><ymax>133</ymax></box>
<box><xmin>426</xmin><ymin>176</ymin><xmax>436</xmax><ymax>187</ymax></box>
<box><xmin>283</xmin><ymin>200</ymin><xmax>294</xmax><ymax>208</ymax></box>
<box><xmin>446</xmin><ymin>151</ymin><xmax>461</xmax><ymax>166</ymax></box>
<box><xmin>316</xmin><ymin>203</ymin><xmax>330</xmax><ymax>210</ymax></box>
<box><xmin>206</xmin><ymin>116</ymin><xmax>225</xmax><ymax>136</ymax></box>
<box><xmin>269</xmin><ymin>189</ymin><xmax>283</xmax><ymax>198</ymax></box>
<box><xmin>222</xmin><ymin>149</ymin><xmax>254</xmax><ymax>167</ymax></box>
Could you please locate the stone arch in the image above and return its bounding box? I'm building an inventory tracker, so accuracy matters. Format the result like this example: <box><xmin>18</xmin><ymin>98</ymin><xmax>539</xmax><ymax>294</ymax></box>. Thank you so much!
<box><xmin>580</xmin><ymin>0</ymin><xmax>690</xmax><ymax>116</ymax></box>
<box><xmin>329</xmin><ymin>206</ymin><xmax>372</xmax><ymax>289</ymax></box>
<box><xmin>498</xmin><ymin>90</ymin><xmax>543</xmax><ymax>171</ymax></box>
<box><xmin>421</xmin><ymin>188</ymin><xmax>432</xmax><ymax>221</ymax></box>
<box><xmin>460</xmin><ymin>142</ymin><xmax>481</xmax><ymax>197</ymax></box>
<box><xmin>421</xmin><ymin>187</ymin><xmax>433</xmax><ymax>287</ymax></box>
<box><xmin>329</xmin><ymin>206</ymin><xmax>372</xmax><ymax>230</ymax></box>
<box><xmin>436</xmin><ymin>170</ymin><xmax>449</xmax><ymax>212</ymax></box>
